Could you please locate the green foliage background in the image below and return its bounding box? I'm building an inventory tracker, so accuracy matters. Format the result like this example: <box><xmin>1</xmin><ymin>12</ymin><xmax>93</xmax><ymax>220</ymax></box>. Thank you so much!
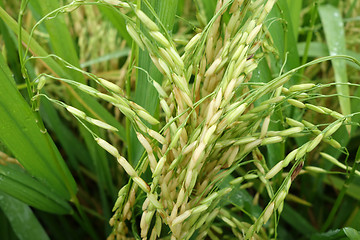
<box><xmin>0</xmin><ymin>0</ymin><xmax>359</xmax><ymax>239</ymax></box>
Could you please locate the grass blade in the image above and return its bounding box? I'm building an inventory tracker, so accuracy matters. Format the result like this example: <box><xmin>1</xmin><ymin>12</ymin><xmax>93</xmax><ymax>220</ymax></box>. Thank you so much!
<box><xmin>0</xmin><ymin>53</ymin><xmax>76</xmax><ymax>199</ymax></box>
<box><xmin>268</xmin><ymin>0</ymin><xmax>300</xmax><ymax>78</ymax></box>
<box><xmin>80</xmin><ymin>49</ymin><xmax>130</xmax><ymax>68</ymax></box>
<box><xmin>40</xmin><ymin>98</ymin><xmax>92</xmax><ymax>168</ymax></box>
<box><xmin>0</xmin><ymin>5</ymin><xmax>126</xmax><ymax>141</ymax></box>
<box><xmin>130</xmin><ymin>0</ymin><xmax>179</xmax><ymax>164</ymax></box>
<box><xmin>0</xmin><ymin>209</ymin><xmax>17</xmax><ymax>240</ymax></box>
<box><xmin>198</xmin><ymin>0</ymin><xmax>216</xmax><ymax>23</ymax></box>
<box><xmin>320</xmin><ymin>144</ymin><xmax>360</xmax><ymax>231</ymax></box>
<box><xmin>98</xmin><ymin>5</ymin><xmax>132</xmax><ymax>45</ymax></box>
<box><xmin>311</xmin><ymin>228</ymin><xmax>360</xmax><ymax>240</ymax></box>
<box><xmin>297</xmin><ymin>42</ymin><xmax>360</xmax><ymax>70</ymax></box>
<box><xmin>26</xmin><ymin>2</ymin><xmax>118</xmax><ymax>229</ymax></box>
<box><xmin>0</xmin><ymin>164</ymin><xmax>71</xmax><ymax>214</ymax></box>
<box><xmin>0</xmin><ymin>6</ymin><xmax>122</xmax><ymax>219</ymax></box>
<box><xmin>0</xmin><ymin>191</ymin><xmax>50</xmax><ymax>240</ymax></box>
<box><xmin>218</xmin><ymin>175</ymin><xmax>262</xmax><ymax>217</ymax></box>
<box><xmin>0</xmin><ymin>14</ymin><xmax>23</xmax><ymax>84</ymax></box>
<box><xmin>344</xmin><ymin>227</ymin><xmax>360</xmax><ymax>239</ymax></box>
<box><xmin>29</xmin><ymin>0</ymin><xmax>83</xmax><ymax>81</ymax></box>
<box><xmin>286</xmin><ymin>0</ymin><xmax>302</xmax><ymax>39</ymax></box>
<box><xmin>282</xmin><ymin>204</ymin><xmax>317</xmax><ymax>236</ymax></box>
<box><xmin>319</xmin><ymin>5</ymin><xmax>351</xmax><ymax>124</ymax></box>
<box><xmin>251</xmin><ymin>60</ymin><xmax>285</xmax><ymax>167</ymax></box>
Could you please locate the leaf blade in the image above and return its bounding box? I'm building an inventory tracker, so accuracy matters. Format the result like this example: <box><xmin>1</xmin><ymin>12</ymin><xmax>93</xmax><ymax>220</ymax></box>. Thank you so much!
<box><xmin>131</xmin><ymin>0</ymin><xmax>179</xmax><ymax>164</ymax></box>
<box><xmin>319</xmin><ymin>5</ymin><xmax>351</xmax><ymax>121</ymax></box>
<box><xmin>0</xmin><ymin>164</ymin><xmax>72</xmax><ymax>214</ymax></box>
<box><xmin>0</xmin><ymin>53</ymin><xmax>76</xmax><ymax>199</ymax></box>
<box><xmin>0</xmin><ymin>191</ymin><xmax>50</xmax><ymax>240</ymax></box>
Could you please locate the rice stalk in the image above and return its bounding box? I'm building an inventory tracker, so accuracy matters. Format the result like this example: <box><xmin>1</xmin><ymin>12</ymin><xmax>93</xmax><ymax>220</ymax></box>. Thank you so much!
<box><xmin>25</xmin><ymin>0</ymin><xmax>360</xmax><ymax>239</ymax></box>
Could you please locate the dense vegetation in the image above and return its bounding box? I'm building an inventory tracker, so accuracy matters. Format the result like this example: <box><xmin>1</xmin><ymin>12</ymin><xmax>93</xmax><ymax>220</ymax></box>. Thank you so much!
<box><xmin>0</xmin><ymin>0</ymin><xmax>359</xmax><ymax>239</ymax></box>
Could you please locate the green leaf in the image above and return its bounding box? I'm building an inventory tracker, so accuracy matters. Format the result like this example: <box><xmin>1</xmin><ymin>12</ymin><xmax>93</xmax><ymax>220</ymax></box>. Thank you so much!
<box><xmin>344</xmin><ymin>227</ymin><xmax>360</xmax><ymax>240</ymax></box>
<box><xmin>0</xmin><ymin>7</ymin><xmax>123</xmax><ymax>220</ymax></box>
<box><xmin>297</xmin><ymin>42</ymin><xmax>360</xmax><ymax>70</ymax></box>
<box><xmin>0</xmin><ymin>5</ymin><xmax>126</xmax><ymax>141</ymax></box>
<box><xmin>0</xmin><ymin>53</ymin><xmax>76</xmax><ymax>200</ymax></box>
<box><xmin>332</xmin><ymin>198</ymin><xmax>358</xmax><ymax>230</ymax></box>
<box><xmin>311</xmin><ymin>229</ymin><xmax>347</xmax><ymax>240</ymax></box>
<box><xmin>0</xmin><ymin>191</ymin><xmax>50</xmax><ymax>240</ymax></box>
<box><xmin>0</xmin><ymin>164</ymin><xmax>71</xmax><ymax>214</ymax></box>
<box><xmin>218</xmin><ymin>175</ymin><xmax>262</xmax><ymax>218</ymax></box>
<box><xmin>198</xmin><ymin>0</ymin><xmax>217</xmax><ymax>24</ymax></box>
<box><xmin>80</xmin><ymin>49</ymin><xmax>130</xmax><ymax>68</ymax></box>
<box><xmin>297</xmin><ymin>42</ymin><xmax>329</xmax><ymax>58</ymax></box>
<box><xmin>286</xmin><ymin>0</ymin><xmax>302</xmax><ymax>39</ymax></box>
<box><xmin>27</xmin><ymin>0</ymin><xmax>126</xmax><ymax>141</ymax></box>
<box><xmin>310</xmin><ymin>5</ymin><xmax>357</xmax><ymax>203</ymax></box>
<box><xmin>98</xmin><ymin>5</ymin><xmax>132</xmax><ymax>45</ymax></box>
<box><xmin>131</xmin><ymin>0</ymin><xmax>179</xmax><ymax>165</ymax></box>
<box><xmin>322</xmin><ymin>176</ymin><xmax>360</xmax><ymax>201</ymax></box>
<box><xmin>0</xmin><ymin>13</ymin><xmax>23</xmax><ymax>84</ymax></box>
<box><xmin>319</xmin><ymin>5</ymin><xmax>351</xmax><ymax>121</ymax></box>
<box><xmin>0</xmin><ymin>208</ymin><xmax>17</xmax><ymax>240</ymax></box>
<box><xmin>266</xmin><ymin>1</ymin><xmax>300</xmax><ymax>164</ymax></box>
<box><xmin>40</xmin><ymin>97</ymin><xmax>92</xmax><ymax>168</ymax></box>
<box><xmin>29</xmin><ymin>0</ymin><xmax>83</xmax><ymax>81</ymax></box>
<box><xmin>282</xmin><ymin>204</ymin><xmax>317</xmax><ymax>235</ymax></box>
<box><xmin>311</xmin><ymin>228</ymin><xmax>360</xmax><ymax>240</ymax></box>
<box><xmin>251</xmin><ymin>59</ymin><xmax>285</xmax><ymax>167</ymax></box>
<box><xmin>268</xmin><ymin>0</ymin><xmax>300</xmax><ymax>79</ymax></box>
<box><xmin>27</xmin><ymin>2</ymin><xmax>118</xmax><ymax>229</ymax></box>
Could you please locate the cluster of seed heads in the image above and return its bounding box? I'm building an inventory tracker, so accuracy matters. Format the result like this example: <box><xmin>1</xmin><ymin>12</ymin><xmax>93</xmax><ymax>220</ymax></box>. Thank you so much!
<box><xmin>36</xmin><ymin>0</ymin><xmax>351</xmax><ymax>239</ymax></box>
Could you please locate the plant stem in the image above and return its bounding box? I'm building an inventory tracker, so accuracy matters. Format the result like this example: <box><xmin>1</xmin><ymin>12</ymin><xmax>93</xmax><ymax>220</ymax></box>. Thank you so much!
<box><xmin>71</xmin><ymin>199</ymin><xmax>100</xmax><ymax>240</ymax></box>
<box><xmin>320</xmin><ymin>148</ymin><xmax>360</xmax><ymax>231</ymax></box>
<box><xmin>18</xmin><ymin>0</ymin><xmax>31</xmax><ymax>101</ymax></box>
<box><xmin>299</xmin><ymin>0</ymin><xmax>318</xmax><ymax>77</ymax></box>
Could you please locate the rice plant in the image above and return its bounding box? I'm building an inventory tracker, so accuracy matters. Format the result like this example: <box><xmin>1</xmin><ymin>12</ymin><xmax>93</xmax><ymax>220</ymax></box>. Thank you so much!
<box><xmin>0</xmin><ymin>0</ymin><xmax>360</xmax><ymax>239</ymax></box>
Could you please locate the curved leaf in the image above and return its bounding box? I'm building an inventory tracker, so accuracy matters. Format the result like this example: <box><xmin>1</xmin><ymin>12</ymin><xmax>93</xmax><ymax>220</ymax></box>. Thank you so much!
<box><xmin>0</xmin><ymin>53</ymin><xmax>76</xmax><ymax>200</ymax></box>
<box><xmin>0</xmin><ymin>164</ymin><xmax>71</xmax><ymax>214</ymax></box>
<box><xmin>344</xmin><ymin>227</ymin><xmax>360</xmax><ymax>240</ymax></box>
<box><xmin>0</xmin><ymin>191</ymin><xmax>50</xmax><ymax>240</ymax></box>
<box><xmin>319</xmin><ymin>5</ymin><xmax>351</xmax><ymax>123</ymax></box>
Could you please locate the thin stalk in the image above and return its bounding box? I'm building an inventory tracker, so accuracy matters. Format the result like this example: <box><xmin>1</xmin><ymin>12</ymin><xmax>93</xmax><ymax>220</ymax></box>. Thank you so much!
<box><xmin>18</xmin><ymin>1</ymin><xmax>82</xmax><ymax>224</ymax></box>
<box><xmin>275</xmin><ymin>2</ymin><xmax>289</xmax><ymax>67</ymax></box>
<box><xmin>320</xmin><ymin>148</ymin><xmax>360</xmax><ymax>231</ymax></box>
<box><xmin>17</xmin><ymin>1</ymin><xmax>54</xmax><ymax>134</ymax></box>
<box><xmin>125</xmin><ymin>46</ymin><xmax>138</xmax><ymax>162</ymax></box>
<box><xmin>71</xmin><ymin>201</ymin><xmax>100</xmax><ymax>240</ymax></box>
<box><xmin>345</xmin><ymin>0</ymin><xmax>358</xmax><ymax>18</ymax></box>
<box><xmin>299</xmin><ymin>0</ymin><xmax>318</xmax><ymax>77</ymax></box>
<box><xmin>125</xmin><ymin>0</ymin><xmax>142</xmax><ymax>162</ymax></box>
<box><xmin>18</xmin><ymin>0</ymin><xmax>31</xmax><ymax>101</ymax></box>
<box><xmin>18</xmin><ymin>11</ymin><xmax>94</xmax><ymax>229</ymax></box>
